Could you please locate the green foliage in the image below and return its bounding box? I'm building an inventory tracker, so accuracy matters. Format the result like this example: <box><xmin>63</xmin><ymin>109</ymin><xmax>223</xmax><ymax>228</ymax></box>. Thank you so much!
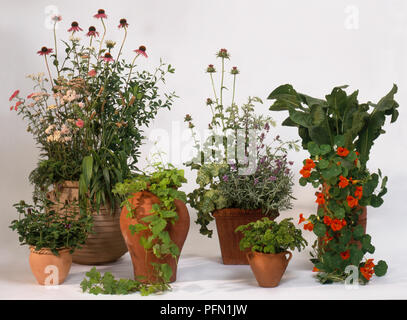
<box><xmin>80</xmin><ymin>267</ymin><xmax>170</xmax><ymax>296</ymax></box>
<box><xmin>236</xmin><ymin>218</ymin><xmax>307</xmax><ymax>254</ymax></box>
<box><xmin>185</xmin><ymin>50</ymin><xmax>299</xmax><ymax>237</ymax></box>
<box><xmin>113</xmin><ymin>161</ymin><xmax>187</xmax><ymax>289</ymax></box>
<box><xmin>9</xmin><ymin>200</ymin><xmax>93</xmax><ymax>255</ymax></box>
<box><xmin>268</xmin><ymin>84</ymin><xmax>399</xmax><ymax>167</ymax></box>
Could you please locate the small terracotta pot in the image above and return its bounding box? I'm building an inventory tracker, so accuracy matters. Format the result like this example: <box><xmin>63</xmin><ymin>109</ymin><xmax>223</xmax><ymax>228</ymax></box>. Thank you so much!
<box><xmin>46</xmin><ymin>181</ymin><xmax>128</xmax><ymax>265</ymax></box>
<box><xmin>29</xmin><ymin>247</ymin><xmax>72</xmax><ymax>285</ymax></box>
<box><xmin>247</xmin><ymin>251</ymin><xmax>292</xmax><ymax>287</ymax></box>
<box><xmin>213</xmin><ymin>208</ymin><xmax>278</xmax><ymax>265</ymax></box>
<box><xmin>120</xmin><ymin>191</ymin><xmax>190</xmax><ymax>283</ymax></box>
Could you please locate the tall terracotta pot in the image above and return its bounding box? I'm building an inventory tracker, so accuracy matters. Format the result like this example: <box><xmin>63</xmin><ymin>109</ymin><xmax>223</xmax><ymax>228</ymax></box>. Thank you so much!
<box><xmin>120</xmin><ymin>190</ymin><xmax>190</xmax><ymax>283</ymax></box>
<box><xmin>212</xmin><ymin>208</ymin><xmax>278</xmax><ymax>265</ymax></box>
<box><xmin>247</xmin><ymin>251</ymin><xmax>292</xmax><ymax>287</ymax></box>
<box><xmin>29</xmin><ymin>247</ymin><xmax>72</xmax><ymax>285</ymax></box>
<box><xmin>46</xmin><ymin>181</ymin><xmax>128</xmax><ymax>265</ymax></box>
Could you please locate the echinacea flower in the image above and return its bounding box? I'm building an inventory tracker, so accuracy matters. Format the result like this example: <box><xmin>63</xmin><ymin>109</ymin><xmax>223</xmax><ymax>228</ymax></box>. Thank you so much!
<box><xmin>9</xmin><ymin>90</ymin><xmax>19</xmax><ymax>101</ymax></box>
<box><xmin>86</xmin><ymin>26</ymin><xmax>99</xmax><ymax>37</ymax></box>
<box><xmin>75</xmin><ymin>119</ymin><xmax>84</xmax><ymax>128</ymax></box>
<box><xmin>100</xmin><ymin>52</ymin><xmax>114</xmax><ymax>62</ymax></box>
<box><xmin>134</xmin><ymin>45</ymin><xmax>148</xmax><ymax>58</ymax></box>
<box><xmin>216</xmin><ymin>48</ymin><xmax>230</xmax><ymax>59</ymax></box>
<box><xmin>206</xmin><ymin>64</ymin><xmax>216</xmax><ymax>73</ymax></box>
<box><xmin>68</xmin><ymin>21</ymin><xmax>83</xmax><ymax>33</ymax></box>
<box><xmin>230</xmin><ymin>66</ymin><xmax>239</xmax><ymax>75</ymax></box>
<box><xmin>37</xmin><ymin>46</ymin><xmax>53</xmax><ymax>56</ymax></box>
<box><xmin>51</xmin><ymin>15</ymin><xmax>62</xmax><ymax>22</ymax></box>
<box><xmin>94</xmin><ymin>9</ymin><xmax>107</xmax><ymax>19</ymax></box>
<box><xmin>118</xmin><ymin>18</ymin><xmax>128</xmax><ymax>28</ymax></box>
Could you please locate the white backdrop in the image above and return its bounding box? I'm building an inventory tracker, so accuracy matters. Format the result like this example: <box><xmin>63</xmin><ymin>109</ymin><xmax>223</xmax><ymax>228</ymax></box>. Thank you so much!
<box><xmin>1</xmin><ymin>0</ymin><xmax>407</xmax><ymax>299</ymax></box>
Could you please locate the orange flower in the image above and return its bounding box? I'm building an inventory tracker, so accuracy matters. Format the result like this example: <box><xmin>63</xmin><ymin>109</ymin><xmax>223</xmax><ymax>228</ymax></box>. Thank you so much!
<box><xmin>354</xmin><ymin>186</ymin><xmax>363</xmax><ymax>200</ymax></box>
<box><xmin>365</xmin><ymin>259</ymin><xmax>375</xmax><ymax>269</ymax></box>
<box><xmin>355</xmin><ymin>151</ymin><xmax>360</xmax><ymax>156</ymax></box>
<box><xmin>300</xmin><ymin>168</ymin><xmax>311</xmax><ymax>178</ymax></box>
<box><xmin>304</xmin><ymin>159</ymin><xmax>316</xmax><ymax>170</ymax></box>
<box><xmin>340</xmin><ymin>250</ymin><xmax>350</xmax><ymax>260</ymax></box>
<box><xmin>338</xmin><ymin>175</ymin><xmax>349</xmax><ymax>188</ymax></box>
<box><xmin>312</xmin><ymin>267</ymin><xmax>319</xmax><ymax>272</ymax></box>
<box><xmin>360</xmin><ymin>260</ymin><xmax>375</xmax><ymax>281</ymax></box>
<box><xmin>331</xmin><ymin>218</ymin><xmax>346</xmax><ymax>231</ymax></box>
<box><xmin>347</xmin><ymin>195</ymin><xmax>358</xmax><ymax>208</ymax></box>
<box><xmin>315</xmin><ymin>192</ymin><xmax>325</xmax><ymax>205</ymax></box>
<box><xmin>323</xmin><ymin>216</ymin><xmax>332</xmax><ymax>226</ymax></box>
<box><xmin>323</xmin><ymin>231</ymin><xmax>333</xmax><ymax>244</ymax></box>
<box><xmin>298</xmin><ymin>213</ymin><xmax>306</xmax><ymax>224</ymax></box>
<box><xmin>304</xmin><ymin>222</ymin><xmax>314</xmax><ymax>231</ymax></box>
<box><xmin>337</xmin><ymin>147</ymin><xmax>350</xmax><ymax>157</ymax></box>
<box><xmin>337</xmin><ymin>161</ymin><xmax>341</xmax><ymax>166</ymax></box>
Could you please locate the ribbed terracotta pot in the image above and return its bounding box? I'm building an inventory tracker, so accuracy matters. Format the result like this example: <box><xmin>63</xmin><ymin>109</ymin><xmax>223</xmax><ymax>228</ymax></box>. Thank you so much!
<box><xmin>247</xmin><ymin>251</ymin><xmax>292</xmax><ymax>287</ymax></box>
<box><xmin>46</xmin><ymin>181</ymin><xmax>128</xmax><ymax>265</ymax></box>
<box><xmin>120</xmin><ymin>190</ymin><xmax>190</xmax><ymax>283</ymax></box>
<box><xmin>29</xmin><ymin>247</ymin><xmax>72</xmax><ymax>285</ymax></box>
<box><xmin>212</xmin><ymin>208</ymin><xmax>278</xmax><ymax>265</ymax></box>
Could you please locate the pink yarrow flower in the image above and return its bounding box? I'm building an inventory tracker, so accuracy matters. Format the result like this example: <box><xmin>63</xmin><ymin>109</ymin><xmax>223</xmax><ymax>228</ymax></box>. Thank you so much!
<box><xmin>37</xmin><ymin>47</ymin><xmax>53</xmax><ymax>56</ymax></box>
<box><xmin>9</xmin><ymin>90</ymin><xmax>19</xmax><ymax>101</ymax></box>
<box><xmin>100</xmin><ymin>52</ymin><xmax>114</xmax><ymax>62</ymax></box>
<box><xmin>76</xmin><ymin>119</ymin><xmax>84</xmax><ymax>128</ymax></box>
<box><xmin>68</xmin><ymin>21</ymin><xmax>83</xmax><ymax>33</ymax></box>
<box><xmin>134</xmin><ymin>45</ymin><xmax>148</xmax><ymax>58</ymax></box>
<box><xmin>94</xmin><ymin>9</ymin><xmax>107</xmax><ymax>19</ymax></box>
<box><xmin>86</xmin><ymin>26</ymin><xmax>99</xmax><ymax>37</ymax></box>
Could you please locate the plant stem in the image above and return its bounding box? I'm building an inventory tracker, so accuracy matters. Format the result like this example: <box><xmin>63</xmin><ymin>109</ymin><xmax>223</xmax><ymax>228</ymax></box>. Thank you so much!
<box><xmin>232</xmin><ymin>74</ymin><xmax>236</xmax><ymax>106</ymax></box>
<box><xmin>87</xmin><ymin>36</ymin><xmax>93</xmax><ymax>73</ymax></box>
<box><xmin>125</xmin><ymin>54</ymin><xmax>140</xmax><ymax>89</ymax></box>
<box><xmin>98</xmin><ymin>18</ymin><xmax>107</xmax><ymax>58</ymax></box>
<box><xmin>210</xmin><ymin>73</ymin><xmax>218</xmax><ymax>102</ymax></box>
<box><xmin>53</xmin><ymin>21</ymin><xmax>59</xmax><ymax>76</ymax></box>
<box><xmin>44</xmin><ymin>56</ymin><xmax>54</xmax><ymax>90</ymax></box>
<box><xmin>116</xmin><ymin>27</ymin><xmax>127</xmax><ymax>61</ymax></box>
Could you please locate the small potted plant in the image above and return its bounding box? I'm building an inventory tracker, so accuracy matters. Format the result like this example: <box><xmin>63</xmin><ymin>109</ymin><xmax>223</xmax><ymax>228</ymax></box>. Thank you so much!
<box><xmin>113</xmin><ymin>160</ymin><xmax>189</xmax><ymax>285</ymax></box>
<box><xmin>9</xmin><ymin>201</ymin><xmax>93</xmax><ymax>285</ymax></box>
<box><xmin>236</xmin><ymin>217</ymin><xmax>307</xmax><ymax>287</ymax></box>
<box><xmin>9</xmin><ymin>9</ymin><xmax>176</xmax><ymax>264</ymax></box>
<box><xmin>185</xmin><ymin>49</ymin><xmax>299</xmax><ymax>264</ymax></box>
<box><xmin>268</xmin><ymin>84</ymin><xmax>397</xmax><ymax>283</ymax></box>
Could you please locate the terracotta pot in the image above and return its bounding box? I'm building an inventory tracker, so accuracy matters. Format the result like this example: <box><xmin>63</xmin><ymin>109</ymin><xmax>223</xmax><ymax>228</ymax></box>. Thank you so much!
<box><xmin>120</xmin><ymin>190</ymin><xmax>190</xmax><ymax>283</ymax></box>
<box><xmin>46</xmin><ymin>181</ymin><xmax>128</xmax><ymax>265</ymax></box>
<box><xmin>247</xmin><ymin>251</ymin><xmax>292</xmax><ymax>287</ymax></box>
<box><xmin>212</xmin><ymin>208</ymin><xmax>278</xmax><ymax>265</ymax></box>
<box><xmin>29</xmin><ymin>247</ymin><xmax>72</xmax><ymax>285</ymax></box>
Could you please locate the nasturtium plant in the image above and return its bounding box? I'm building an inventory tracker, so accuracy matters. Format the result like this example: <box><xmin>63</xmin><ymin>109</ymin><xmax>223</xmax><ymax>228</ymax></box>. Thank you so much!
<box><xmin>297</xmin><ymin>137</ymin><xmax>388</xmax><ymax>284</ymax></box>
<box><xmin>236</xmin><ymin>217</ymin><xmax>307</xmax><ymax>254</ymax></box>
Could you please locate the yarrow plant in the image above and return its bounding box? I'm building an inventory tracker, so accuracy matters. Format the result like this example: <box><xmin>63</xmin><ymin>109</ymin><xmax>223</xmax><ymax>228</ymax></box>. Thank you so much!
<box><xmin>9</xmin><ymin>9</ymin><xmax>177</xmax><ymax>211</ymax></box>
<box><xmin>184</xmin><ymin>49</ymin><xmax>299</xmax><ymax>237</ymax></box>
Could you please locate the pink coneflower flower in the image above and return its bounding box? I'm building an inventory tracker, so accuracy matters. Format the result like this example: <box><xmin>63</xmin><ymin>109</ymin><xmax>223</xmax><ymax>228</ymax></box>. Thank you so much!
<box><xmin>75</xmin><ymin>119</ymin><xmax>84</xmax><ymax>128</ymax></box>
<box><xmin>51</xmin><ymin>15</ymin><xmax>62</xmax><ymax>22</ymax></box>
<box><xmin>37</xmin><ymin>47</ymin><xmax>53</xmax><ymax>56</ymax></box>
<box><xmin>68</xmin><ymin>21</ymin><xmax>83</xmax><ymax>33</ymax></box>
<box><xmin>100</xmin><ymin>52</ymin><xmax>114</xmax><ymax>62</ymax></box>
<box><xmin>134</xmin><ymin>45</ymin><xmax>148</xmax><ymax>58</ymax></box>
<box><xmin>86</xmin><ymin>26</ymin><xmax>99</xmax><ymax>37</ymax></box>
<box><xmin>88</xmin><ymin>69</ymin><xmax>97</xmax><ymax>77</ymax></box>
<box><xmin>9</xmin><ymin>90</ymin><xmax>19</xmax><ymax>101</ymax></box>
<box><xmin>94</xmin><ymin>9</ymin><xmax>107</xmax><ymax>19</ymax></box>
<box><xmin>118</xmin><ymin>18</ymin><xmax>128</xmax><ymax>28</ymax></box>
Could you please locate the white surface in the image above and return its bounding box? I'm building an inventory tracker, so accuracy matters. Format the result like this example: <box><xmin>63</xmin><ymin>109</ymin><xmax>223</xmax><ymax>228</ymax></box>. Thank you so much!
<box><xmin>1</xmin><ymin>0</ymin><xmax>407</xmax><ymax>300</ymax></box>
<box><xmin>1</xmin><ymin>207</ymin><xmax>406</xmax><ymax>300</ymax></box>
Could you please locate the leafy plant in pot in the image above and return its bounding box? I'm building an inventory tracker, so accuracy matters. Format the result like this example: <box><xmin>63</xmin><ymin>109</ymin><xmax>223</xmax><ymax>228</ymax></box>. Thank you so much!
<box><xmin>185</xmin><ymin>49</ymin><xmax>299</xmax><ymax>264</ymax></box>
<box><xmin>9</xmin><ymin>9</ymin><xmax>176</xmax><ymax>264</ymax></box>
<box><xmin>9</xmin><ymin>201</ymin><xmax>93</xmax><ymax>285</ymax></box>
<box><xmin>80</xmin><ymin>161</ymin><xmax>189</xmax><ymax>296</ymax></box>
<box><xmin>268</xmin><ymin>84</ymin><xmax>398</xmax><ymax>283</ymax></box>
<box><xmin>236</xmin><ymin>217</ymin><xmax>307</xmax><ymax>287</ymax></box>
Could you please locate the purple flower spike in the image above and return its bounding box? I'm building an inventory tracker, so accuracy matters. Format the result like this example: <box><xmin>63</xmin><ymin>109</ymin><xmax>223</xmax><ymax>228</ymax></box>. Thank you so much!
<box><xmin>269</xmin><ymin>176</ymin><xmax>277</xmax><ymax>181</ymax></box>
<box><xmin>254</xmin><ymin>178</ymin><xmax>259</xmax><ymax>185</ymax></box>
<box><xmin>222</xmin><ymin>175</ymin><xmax>229</xmax><ymax>182</ymax></box>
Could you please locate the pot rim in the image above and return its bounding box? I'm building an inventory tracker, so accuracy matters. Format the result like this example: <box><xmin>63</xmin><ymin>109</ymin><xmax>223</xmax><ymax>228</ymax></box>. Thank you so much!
<box><xmin>29</xmin><ymin>246</ymin><xmax>72</xmax><ymax>255</ymax></box>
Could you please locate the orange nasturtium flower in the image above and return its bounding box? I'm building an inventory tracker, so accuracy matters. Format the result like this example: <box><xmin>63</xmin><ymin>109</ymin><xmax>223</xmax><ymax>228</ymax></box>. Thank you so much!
<box><xmin>330</xmin><ymin>218</ymin><xmax>346</xmax><ymax>231</ymax></box>
<box><xmin>337</xmin><ymin>147</ymin><xmax>350</xmax><ymax>157</ymax></box>
<box><xmin>323</xmin><ymin>215</ymin><xmax>332</xmax><ymax>226</ymax></box>
<box><xmin>304</xmin><ymin>159</ymin><xmax>316</xmax><ymax>169</ymax></box>
<box><xmin>300</xmin><ymin>168</ymin><xmax>311</xmax><ymax>178</ymax></box>
<box><xmin>304</xmin><ymin>222</ymin><xmax>314</xmax><ymax>231</ymax></box>
<box><xmin>315</xmin><ymin>192</ymin><xmax>325</xmax><ymax>205</ymax></box>
<box><xmin>340</xmin><ymin>250</ymin><xmax>350</xmax><ymax>260</ymax></box>
<box><xmin>338</xmin><ymin>175</ymin><xmax>349</xmax><ymax>188</ymax></box>
<box><xmin>312</xmin><ymin>267</ymin><xmax>320</xmax><ymax>272</ymax></box>
<box><xmin>347</xmin><ymin>195</ymin><xmax>359</xmax><ymax>208</ymax></box>
<box><xmin>354</xmin><ymin>186</ymin><xmax>363</xmax><ymax>200</ymax></box>
<box><xmin>360</xmin><ymin>259</ymin><xmax>375</xmax><ymax>281</ymax></box>
<box><xmin>298</xmin><ymin>213</ymin><xmax>306</xmax><ymax>224</ymax></box>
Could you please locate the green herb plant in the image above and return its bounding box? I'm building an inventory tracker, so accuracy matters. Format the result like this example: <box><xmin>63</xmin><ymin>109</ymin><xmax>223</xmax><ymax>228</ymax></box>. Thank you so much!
<box><xmin>236</xmin><ymin>217</ymin><xmax>307</xmax><ymax>254</ymax></box>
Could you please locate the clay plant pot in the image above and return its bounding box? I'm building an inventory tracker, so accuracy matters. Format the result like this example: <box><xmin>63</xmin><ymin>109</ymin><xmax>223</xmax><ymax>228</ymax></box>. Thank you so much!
<box><xmin>46</xmin><ymin>181</ymin><xmax>128</xmax><ymax>265</ymax></box>
<box><xmin>247</xmin><ymin>251</ymin><xmax>292</xmax><ymax>287</ymax></box>
<box><xmin>29</xmin><ymin>247</ymin><xmax>72</xmax><ymax>285</ymax></box>
<box><xmin>213</xmin><ymin>208</ymin><xmax>278</xmax><ymax>265</ymax></box>
<box><xmin>120</xmin><ymin>190</ymin><xmax>190</xmax><ymax>283</ymax></box>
